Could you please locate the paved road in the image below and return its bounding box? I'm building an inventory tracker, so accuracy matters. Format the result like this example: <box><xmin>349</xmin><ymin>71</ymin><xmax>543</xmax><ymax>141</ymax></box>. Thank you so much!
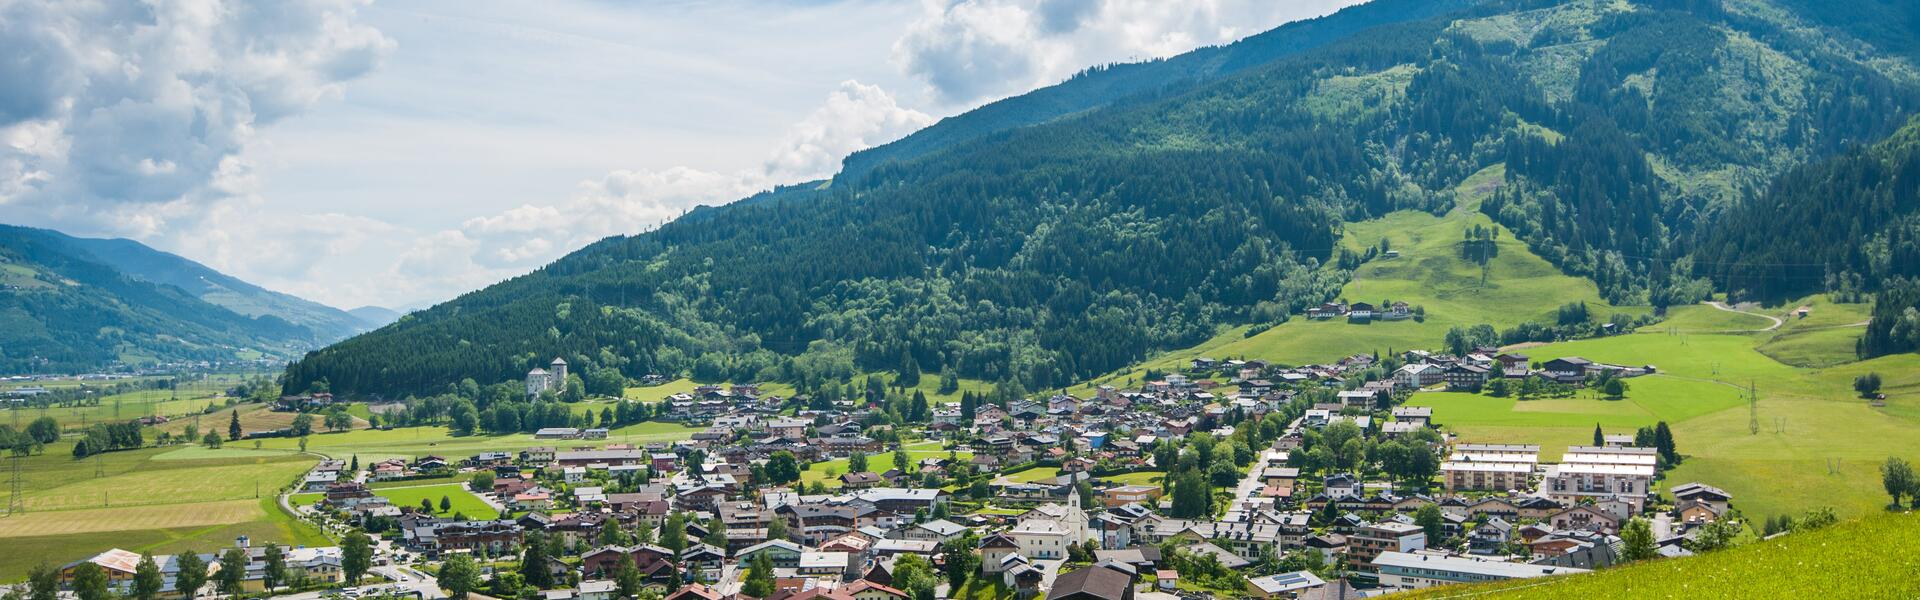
<box><xmin>265</xmin><ymin>565</ymin><xmax>441</xmax><ymax>600</ymax></box>
<box><xmin>1705</xmin><ymin>301</ymin><xmax>1783</xmax><ymax>332</ymax></box>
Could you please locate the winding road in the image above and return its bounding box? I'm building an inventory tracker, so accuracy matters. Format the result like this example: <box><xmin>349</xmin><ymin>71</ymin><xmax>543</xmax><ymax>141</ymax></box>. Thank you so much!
<box><xmin>1705</xmin><ymin>301</ymin><xmax>1783</xmax><ymax>332</ymax></box>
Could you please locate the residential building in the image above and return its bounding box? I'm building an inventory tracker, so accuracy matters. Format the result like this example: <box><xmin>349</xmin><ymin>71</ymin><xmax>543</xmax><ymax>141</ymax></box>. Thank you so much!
<box><xmin>1373</xmin><ymin>552</ymin><xmax>1588</xmax><ymax>589</ymax></box>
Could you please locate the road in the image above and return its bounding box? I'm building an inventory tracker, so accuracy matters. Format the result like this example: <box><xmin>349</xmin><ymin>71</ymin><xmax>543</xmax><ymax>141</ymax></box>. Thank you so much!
<box><xmin>1705</xmin><ymin>302</ymin><xmax>1783</xmax><ymax>332</ymax></box>
<box><xmin>266</xmin><ymin>565</ymin><xmax>442</xmax><ymax>600</ymax></box>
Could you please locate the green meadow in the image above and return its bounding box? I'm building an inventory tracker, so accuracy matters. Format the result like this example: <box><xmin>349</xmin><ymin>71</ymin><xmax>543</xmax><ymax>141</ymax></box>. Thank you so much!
<box><xmin>1388</xmin><ymin>511</ymin><xmax>1920</xmax><ymax>598</ymax></box>
<box><xmin>1072</xmin><ymin>165</ymin><xmax>1642</xmax><ymax>392</ymax></box>
<box><xmin>798</xmin><ymin>442</ymin><xmax>974</xmax><ymax>488</ymax></box>
<box><xmin>0</xmin><ymin>442</ymin><xmax>324</xmax><ymax>580</ymax></box>
<box><xmin>373</xmin><ymin>483</ymin><xmax>500</xmax><ymax>520</ymax></box>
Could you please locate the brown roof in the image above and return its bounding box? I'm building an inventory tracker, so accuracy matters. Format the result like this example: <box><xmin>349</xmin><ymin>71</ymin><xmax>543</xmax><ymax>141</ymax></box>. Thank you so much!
<box><xmin>1046</xmin><ymin>565</ymin><xmax>1133</xmax><ymax>600</ymax></box>
<box><xmin>666</xmin><ymin>583</ymin><xmax>724</xmax><ymax>600</ymax></box>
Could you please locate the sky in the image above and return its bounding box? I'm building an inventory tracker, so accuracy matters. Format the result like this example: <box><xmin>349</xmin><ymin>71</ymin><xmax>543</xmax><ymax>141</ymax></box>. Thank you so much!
<box><xmin>0</xmin><ymin>0</ymin><xmax>1363</xmax><ymax>311</ymax></box>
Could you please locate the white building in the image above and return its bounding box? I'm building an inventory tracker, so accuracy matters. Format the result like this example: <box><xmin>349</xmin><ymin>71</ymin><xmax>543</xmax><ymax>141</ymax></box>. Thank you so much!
<box><xmin>526</xmin><ymin>357</ymin><xmax>568</xmax><ymax>397</ymax></box>
<box><xmin>1543</xmin><ymin>446</ymin><xmax>1657</xmax><ymax>512</ymax></box>
<box><xmin>1374</xmin><ymin>551</ymin><xmax>1587</xmax><ymax>589</ymax></box>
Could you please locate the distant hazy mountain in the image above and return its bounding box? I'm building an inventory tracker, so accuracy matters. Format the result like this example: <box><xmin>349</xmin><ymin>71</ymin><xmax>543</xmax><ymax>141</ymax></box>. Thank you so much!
<box><xmin>44</xmin><ymin>231</ymin><xmax>369</xmax><ymax>341</ymax></box>
<box><xmin>348</xmin><ymin>305</ymin><xmax>404</xmax><ymax>328</ymax></box>
<box><xmin>0</xmin><ymin>224</ymin><xmax>364</xmax><ymax>373</ymax></box>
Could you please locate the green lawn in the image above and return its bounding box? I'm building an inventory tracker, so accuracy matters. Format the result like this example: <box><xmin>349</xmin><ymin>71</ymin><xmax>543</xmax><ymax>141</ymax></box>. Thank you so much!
<box><xmin>1389</xmin><ymin>512</ymin><xmax>1920</xmax><ymax>599</ymax></box>
<box><xmin>373</xmin><ymin>484</ymin><xmax>499</xmax><ymax>520</ymax></box>
<box><xmin>1099</xmin><ymin>471</ymin><xmax>1166</xmax><ymax>487</ymax></box>
<box><xmin>798</xmin><ymin>447</ymin><xmax>974</xmax><ymax>488</ymax></box>
<box><xmin>998</xmin><ymin>467</ymin><xmax>1062</xmax><ymax>484</ymax></box>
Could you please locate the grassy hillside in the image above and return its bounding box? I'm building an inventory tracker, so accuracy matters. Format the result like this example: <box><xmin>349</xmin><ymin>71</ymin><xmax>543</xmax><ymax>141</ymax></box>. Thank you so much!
<box><xmin>1412</xmin><ymin>329</ymin><xmax>1920</xmax><ymax>519</ymax></box>
<box><xmin>1386</xmin><ymin>512</ymin><xmax>1920</xmax><ymax>598</ymax></box>
<box><xmin>1071</xmin><ymin>164</ymin><xmax>1637</xmax><ymax>391</ymax></box>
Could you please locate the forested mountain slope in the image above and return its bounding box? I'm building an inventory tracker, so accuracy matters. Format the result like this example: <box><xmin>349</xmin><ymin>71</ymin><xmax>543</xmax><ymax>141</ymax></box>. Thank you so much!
<box><xmin>836</xmin><ymin>0</ymin><xmax>1479</xmax><ymax>181</ymax></box>
<box><xmin>287</xmin><ymin>0</ymin><xmax>1920</xmax><ymax>398</ymax></box>
<box><xmin>0</xmin><ymin>225</ymin><xmax>331</xmax><ymax>372</ymax></box>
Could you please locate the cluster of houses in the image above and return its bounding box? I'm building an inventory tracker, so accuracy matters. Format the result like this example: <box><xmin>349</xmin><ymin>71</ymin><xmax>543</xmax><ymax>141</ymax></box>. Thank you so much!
<box><xmin>1303</xmin><ymin>301</ymin><xmax>1416</xmax><ymax>322</ymax></box>
<box><xmin>60</xmin><ymin>537</ymin><xmax>345</xmax><ymax>598</ymax></box>
<box><xmin>1385</xmin><ymin>350</ymin><xmax>1652</xmax><ymax>392</ymax></box>
<box><xmin>54</xmin><ymin>350</ymin><xmax>1738</xmax><ymax>600</ymax></box>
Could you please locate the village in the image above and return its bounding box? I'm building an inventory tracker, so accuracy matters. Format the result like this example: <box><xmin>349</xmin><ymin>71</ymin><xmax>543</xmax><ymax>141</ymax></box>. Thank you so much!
<box><xmin>36</xmin><ymin>343</ymin><xmax>1741</xmax><ymax>600</ymax></box>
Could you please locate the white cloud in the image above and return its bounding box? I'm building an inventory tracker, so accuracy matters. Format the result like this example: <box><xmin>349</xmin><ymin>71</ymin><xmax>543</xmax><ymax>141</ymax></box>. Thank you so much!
<box><xmin>893</xmin><ymin>0</ymin><xmax>1362</xmax><ymax>106</ymax></box>
<box><xmin>410</xmin><ymin>80</ymin><xmax>934</xmax><ymax>283</ymax></box>
<box><xmin>0</xmin><ymin>0</ymin><xmax>394</xmax><ymax>291</ymax></box>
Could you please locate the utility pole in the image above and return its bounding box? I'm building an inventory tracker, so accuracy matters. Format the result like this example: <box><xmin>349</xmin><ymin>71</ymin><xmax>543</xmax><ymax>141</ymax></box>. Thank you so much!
<box><xmin>1748</xmin><ymin>379</ymin><xmax>1759</xmax><ymax>435</ymax></box>
<box><xmin>5</xmin><ymin>455</ymin><xmax>23</xmax><ymax>517</ymax></box>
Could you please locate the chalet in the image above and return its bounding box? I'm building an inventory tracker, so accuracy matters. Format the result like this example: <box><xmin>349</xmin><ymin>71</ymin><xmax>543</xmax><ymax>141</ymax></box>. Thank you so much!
<box><xmin>1540</xmin><ymin>357</ymin><xmax>1593</xmax><ymax>384</ymax></box>
<box><xmin>1443</xmin><ymin>363</ymin><xmax>1490</xmax><ymax>391</ymax></box>
<box><xmin>1394</xmin><ymin>364</ymin><xmax>1443</xmax><ymax>389</ymax></box>
<box><xmin>1548</xmin><ymin>505</ymin><xmax>1621</xmax><ymax>534</ymax></box>
<box><xmin>1670</xmin><ymin>482</ymin><xmax>1733</xmax><ymax>514</ymax></box>
<box><xmin>1347</xmin><ymin>302</ymin><xmax>1377</xmax><ymax>322</ymax></box>
<box><xmin>1383</xmin><ymin>301</ymin><xmax>1412</xmax><ymax>320</ymax></box>
<box><xmin>1390</xmin><ymin>407</ymin><xmax>1431</xmax><ymax>427</ymax></box>
<box><xmin>1306</xmin><ymin>303</ymin><xmax>1346</xmax><ymax>320</ymax></box>
<box><xmin>1469</xmin><ymin>517</ymin><xmax>1513</xmax><ymax>554</ymax></box>
<box><xmin>840</xmin><ymin>471</ymin><xmax>883</xmax><ymax>489</ymax></box>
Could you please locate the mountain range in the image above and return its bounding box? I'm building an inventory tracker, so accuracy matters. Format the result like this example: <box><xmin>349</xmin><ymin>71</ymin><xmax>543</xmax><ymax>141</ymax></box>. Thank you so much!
<box><xmin>284</xmin><ymin>0</ymin><xmax>1920</xmax><ymax>397</ymax></box>
<box><xmin>0</xmin><ymin>224</ymin><xmax>383</xmax><ymax>373</ymax></box>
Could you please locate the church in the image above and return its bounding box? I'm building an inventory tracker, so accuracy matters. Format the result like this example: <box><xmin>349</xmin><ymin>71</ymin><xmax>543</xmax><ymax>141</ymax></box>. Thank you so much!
<box><xmin>525</xmin><ymin>357</ymin><xmax>568</xmax><ymax>397</ymax></box>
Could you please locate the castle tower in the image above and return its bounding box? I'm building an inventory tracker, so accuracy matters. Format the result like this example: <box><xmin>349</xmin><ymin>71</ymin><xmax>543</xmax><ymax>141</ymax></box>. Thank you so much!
<box><xmin>550</xmin><ymin>357</ymin><xmax>568</xmax><ymax>385</ymax></box>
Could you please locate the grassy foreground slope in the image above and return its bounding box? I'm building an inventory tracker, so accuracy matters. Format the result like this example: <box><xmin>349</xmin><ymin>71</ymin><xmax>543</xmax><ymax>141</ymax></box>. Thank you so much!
<box><xmin>1387</xmin><ymin>512</ymin><xmax>1920</xmax><ymax>599</ymax></box>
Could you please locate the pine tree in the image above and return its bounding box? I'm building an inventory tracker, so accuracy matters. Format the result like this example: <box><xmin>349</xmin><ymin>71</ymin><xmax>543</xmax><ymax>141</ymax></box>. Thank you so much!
<box><xmin>1654</xmin><ymin>421</ymin><xmax>1678</xmax><ymax>464</ymax></box>
<box><xmin>1593</xmin><ymin>424</ymin><xmax>1604</xmax><ymax>446</ymax></box>
<box><xmin>228</xmin><ymin>410</ymin><xmax>242</xmax><ymax>441</ymax></box>
<box><xmin>742</xmin><ymin>551</ymin><xmax>775</xmax><ymax>598</ymax></box>
<box><xmin>521</xmin><ymin>532</ymin><xmax>555</xmax><ymax>589</ymax></box>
